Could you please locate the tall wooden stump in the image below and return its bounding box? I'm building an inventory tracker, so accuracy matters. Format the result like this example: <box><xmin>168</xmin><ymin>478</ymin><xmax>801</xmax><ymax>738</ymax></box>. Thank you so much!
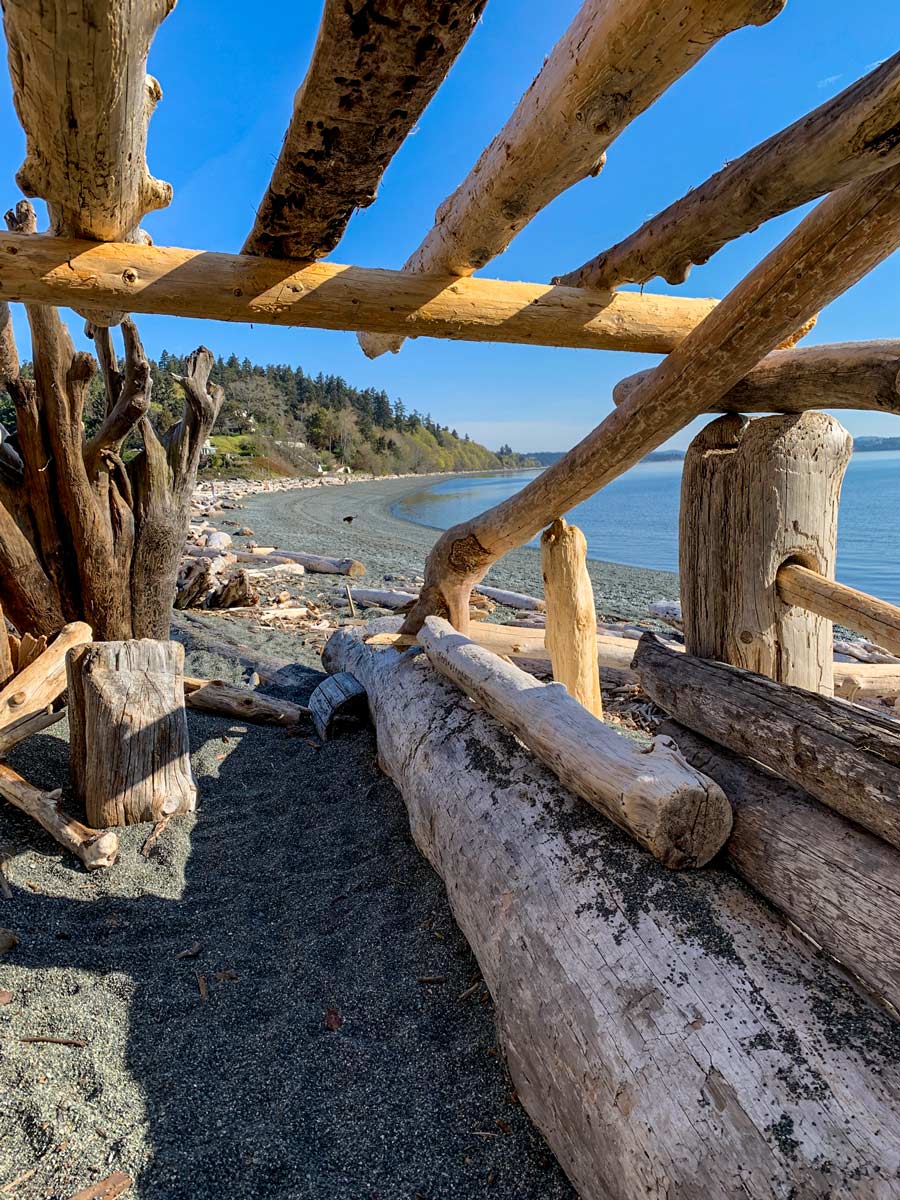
<box><xmin>679</xmin><ymin>412</ymin><xmax>851</xmax><ymax>694</ymax></box>
<box><xmin>541</xmin><ymin>518</ymin><xmax>602</xmax><ymax>716</ymax></box>
<box><xmin>67</xmin><ymin>640</ymin><xmax>197</xmax><ymax>827</ymax></box>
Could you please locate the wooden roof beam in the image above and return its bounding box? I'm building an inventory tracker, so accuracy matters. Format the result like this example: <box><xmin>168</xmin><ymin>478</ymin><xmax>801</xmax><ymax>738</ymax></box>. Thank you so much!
<box><xmin>559</xmin><ymin>52</ymin><xmax>900</xmax><ymax>290</ymax></box>
<box><xmin>2</xmin><ymin>0</ymin><xmax>174</xmax><ymax>244</ymax></box>
<box><xmin>0</xmin><ymin>234</ymin><xmax>719</xmax><ymax>353</ymax></box>
<box><xmin>243</xmin><ymin>0</ymin><xmax>487</xmax><ymax>261</ymax></box>
<box><xmin>357</xmin><ymin>0</ymin><xmax>786</xmax><ymax>359</ymax></box>
<box><xmin>613</xmin><ymin>341</ymin><xmax>900</xmax><ymax>415</ymax></box>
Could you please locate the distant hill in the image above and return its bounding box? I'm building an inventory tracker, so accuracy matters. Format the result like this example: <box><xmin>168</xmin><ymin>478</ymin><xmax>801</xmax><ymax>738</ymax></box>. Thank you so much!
<box><xmin>526</xmin><ymin>448</ymin><xmax>685</xmax><ymax>465</ymax></box>
<box><xmin>853</xmin><ymin>436</ymin><xmax>900</xmax><ymax>452</ymax></box>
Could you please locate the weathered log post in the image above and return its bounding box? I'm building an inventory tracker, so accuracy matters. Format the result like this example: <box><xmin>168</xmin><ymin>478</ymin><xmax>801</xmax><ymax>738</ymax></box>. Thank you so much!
<box><xmin>67</xmin><ymin>640</ymin><xmax>197</xmax><ymax>828</ymax></box>
<box><xmin>679</xmin><ymin>412</ymin><xmax>851</xmax><ymax>694</ymax></box>
<box><xmin>541</xmin><ymin>518</ymin><xmax>602</xmax><ymax>716</ymax></box>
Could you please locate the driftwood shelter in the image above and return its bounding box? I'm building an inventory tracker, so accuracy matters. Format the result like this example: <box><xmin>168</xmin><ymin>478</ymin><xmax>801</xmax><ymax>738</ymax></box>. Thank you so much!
<box><xmin>1</xmin><ymin>1</ymin><xmax>900</xmax><ymax>1196</ymax></box>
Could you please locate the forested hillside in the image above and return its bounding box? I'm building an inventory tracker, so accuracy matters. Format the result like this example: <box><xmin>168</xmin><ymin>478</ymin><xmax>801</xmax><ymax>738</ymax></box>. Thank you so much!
<box><xmin>3</xmin><ymin>348</ymin><xmax>535</xmax><ymax>478</ymax></box>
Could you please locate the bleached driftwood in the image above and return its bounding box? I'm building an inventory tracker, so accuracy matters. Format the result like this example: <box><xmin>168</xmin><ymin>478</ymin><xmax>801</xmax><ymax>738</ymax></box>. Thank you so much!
<box><xmin>183</xmin><ymin>677</ymin><xmax>308</xmax><ymax>727</ymax></box>
<box><xmin>777</xmin><ymin>563</ymin><xmax>900</xmax><ymax>660</ymax></box>
<box><xmin>323</xmin><ymin>623</ymin><xmax>900</xmax><ymax>1198</ymax></box>
<box><xmin>243</xmin><ymin>0</ymin><xmax>486</xmax><ymax>260</ymax></box>
<box><xmin>417</xmin><ymin>617</ymin><xmax>730</xmax><ymax>868</ymax></box>
<box><xmin>0</xmin><ymin>233</ymin><xmax>718</xmax><ymax>355</ymax></box>
<box><xmin>0</xmin><ymin>764</ymin><xmax>118</xmax><ymax>871</ymax></box>
<box><xmin>613</xmin><ymin>340</ymin><xmax>900</xmax><ymax>416</ymax></box>
<box><xmin>247</xmin><ymin>547</ymin><xmax>365</xmax><ymax>576</ymax></box>
<box><xmin>634</xmin><ymin>634</ymin><xmax>900</xmax><ymax>853</ymax></box>
<box><xmin>0</xmin><ymin>621</ymin><xmax>92</xmax><ymax>754</ymax></box>
<box><xmin>348</xmin><ymin>588</ymin><xmax>418</xmax><ymax>610</ymax></box>
<box><xmin>559</xmin><ymin>52</ymin><xmax>900</xmax><ymax>289</ymax></box>
<box><xmin>400</xmin><ymin>163</ymin><xmax>900</xmax><ymax>634</ymax></box>
<box><xmin>661</xmin><ymin>721</ymin><xmax>900</xmax><ymax>1013</ymax></box>
<box><xmin>357</xmin><ymin>0</ymin><xmax>784</xmax><ymax>358</ymax></box>
<box><xmin>680</xmin><ymin>413</ymin><xmax>850</xmax><ymax>694</ymax></box>
<box><xmin>474</xmin><ymin>585</ymin><xmax>545</xmax><ymax>611</ymax></box>
<box><xmin>541</xmin><ymin>520</ymin><xmax>602</xmax><ymax>716</ymax></box>
<box><xmin>68</xmin><ymin>640</ymin><xmax>197</xmax><ymax>828</ymax></box>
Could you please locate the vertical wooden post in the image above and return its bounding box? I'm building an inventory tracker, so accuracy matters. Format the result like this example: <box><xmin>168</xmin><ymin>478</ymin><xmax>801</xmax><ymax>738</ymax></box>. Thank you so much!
<box><xmin>67</xmin><ymin>640</ymin><xmax>197</xmax><ymax>827</ymax></box>
<box><xmin>679</xmin><ymin>412</ymin><xmax>851</xmax><ymax>694</ymax></box>
<box><xmin>540</xmin><ymin>518</ymin><xmax>602</xmax><ymax>717</ymax></box>
<box><xmin>0</xmin><ymin>601</ymin><xmax>14</xmax><ymax>688</ymax></box>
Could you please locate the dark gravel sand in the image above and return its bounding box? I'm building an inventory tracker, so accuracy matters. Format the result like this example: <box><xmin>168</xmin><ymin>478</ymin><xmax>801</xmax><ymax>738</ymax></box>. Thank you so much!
<box><xmin>0</xmin><ymin>653</ymin><xmax>573</xmax><ymax>1198</ymax></box>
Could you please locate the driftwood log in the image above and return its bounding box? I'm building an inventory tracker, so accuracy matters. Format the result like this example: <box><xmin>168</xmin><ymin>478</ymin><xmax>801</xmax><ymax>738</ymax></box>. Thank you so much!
<box><xmin>0</xmin><ymin>232</ymin><xmax>720</xmax><ymax>355</ymax></box>
<box><xmin>558</xmin><ymin>51</ymin><xmax>900</xmax><ymax>289</ymax></box>
<box><xmin>417</xmin><ymin>617</ymin><xmax>730</xmax><ymax>868</ymax></box>
<box><xmin>243</xmin><ymin>0</ymin><xmax>486</xmax><ymax>260</ymax></box>
<box><xmin>660</xmin><ymin>721</ymin><xmax>900</xmax><ymax>1013</ymax></box>
<box><xmin>474</xmin><ymin>585</ymin><xmax>544</xmax><ymax>611</ymax></box>
<box><xmin>400</xmin><ymin>162</ymin><xmax>900</xmax><ymax>634</ymax></box>
<box><xmin>246</xmin><ymin>548</ymin><xmax>365</xmax><ymax>576</ymax></box>
<box><xmin>323</xmin><ymin>623</ymin><xmax>900</xmax><ymax>1198</ymax></box>
<box><xmin>0</xmin><ymin>764</ymin><xmax>118</xmax><ymax>872</ymax></box>
<box><xmin>357</xmin><ymin>0</ymin><xmax>784</xmax><ymax>358</ymax></box>
<box><xmin>541</xmin><ymin>520</ymin><xmax>602</xmax><ymax>717</ymax></box>
<box><xmin>777</xmin><ymin>563</ymin><xmax>900</xmax><ymax>660</ymax></box>
<box><xmin>68</xmin><ymin>640</ymin><xmax>197</xmax><ymax>828</ymax></box>
<box><xmin>183</xmin><ymin>677</ymin><xmax>308</xmax><ymax>727</ymax></box>
<box><xmin>0</xmin><ymin>621</ymin><xmax>92</xmax><ymax>755</ymax></box>
<box><xmin>634</xmin><ymin>633</ymin><xmax>900</xmax><ymax>852</ymax></box>
<box><xmin>613</xmin><ymin>339</ymin><xmax>900</xmax><ymax>416</ymax></box>
<box><xmin>680</xmin><ymin>413</ymin><xmax>851</xmax><ymax>694</ymax></box>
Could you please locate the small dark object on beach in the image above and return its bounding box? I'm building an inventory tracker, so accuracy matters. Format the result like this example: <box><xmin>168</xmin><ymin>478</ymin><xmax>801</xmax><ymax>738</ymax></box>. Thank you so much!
<box><xmin>68</xmin><ymin>1170</ymin><xmax>133</xmax><ymax>1199</ymax></box>
<box><xmin>175</xmin><ymin>940</ymin><xmax>203</xmax><ymax>960</ymax></box>
<box><xmin>324</xmin><ymin>1006</ymin><xmax>343</xmax><ymax>1031</ymax></box>
<box><xmin>342</xmin><ymin>515</ymin><xmax>356</xmax><ymax>524</ymax></box>
<box><xmin>196</xmin><ymin>973</ymin><xmax>208</xmax><ymax>1001</ymax></box>
<box><xmin>20</xmin><ymin>1034</ymin><xmax>86</xmax><ymax>1047</ymax></box>
<box><xmin>417</xmin><ymin>976</ymin><xmax>447</xmax><ymax>985</ymax></box>
<box><xmin>0</xmin><ymin>927</ymin><xmax>18</xmax><ymax>955</ymax></box>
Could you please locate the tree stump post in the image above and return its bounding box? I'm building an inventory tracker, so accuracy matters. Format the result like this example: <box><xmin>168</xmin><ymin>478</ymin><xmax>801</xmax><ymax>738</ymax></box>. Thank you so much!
<box><xmin>67</xmin><ymin>640</ymin><xmax>197</xmax><ymax>827</ymax></box>
<box><xmin>679</xmin><ymin>411</ymin><xmax>851</xmax><ymax>694</ymax></box>
<box><xmin>540</xmin><ymin>518</ymin><xmax>602</xmax><ymax>717</ymax></box>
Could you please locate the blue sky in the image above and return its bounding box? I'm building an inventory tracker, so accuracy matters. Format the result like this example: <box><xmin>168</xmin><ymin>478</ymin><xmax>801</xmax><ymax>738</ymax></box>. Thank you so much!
<box><xmin>0</xmin><ymin>0</ymin><xmax>897</xmax><ymax>452</ymax></box>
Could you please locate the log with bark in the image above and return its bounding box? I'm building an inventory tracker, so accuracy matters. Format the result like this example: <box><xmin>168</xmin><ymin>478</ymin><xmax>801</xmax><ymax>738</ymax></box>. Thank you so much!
<box><xmin>541</xmin><ymin>520</ymin><xmax>602</xmax><ymax>717</ymax></box>
<box><xmin>417</xmin><ymin>617</ymin><xmax>730</xmax><ymax>867</ymax></box>
<box><xmin>612</xmin><ymin>339</ymin><xmax>900</xmax><ymax>416</ymax></box>
<box><xmin>660</xmin><ymin>720</ymin><xmax>900</xmax><ymax>1014</ymax></box>
<box><xmin>323</xmin><ymin>622</ymin><xmax>900</xmax><ymax>1197</ymax></box>
<box><xmin>357</xmin><ymin>0</ymin><xmax>784</xmax><ymax>358</ymax></box>
<box><xmin>0</xmin><ymin>230</ymin><xmax>723</xmax><ymax>354</ymax></box>
<box><xmin>243</xmin><ymin>0</ymin><xmax>487</xmax><ymax>260</ymax></box>
<box><xmin>0</xmin><ymin>764</ymin><xmax>118</xmax><ymax>872</ymax></box>
<box><xmin>399</xmin><ymin>162</ymin><xmax>900</xmax><ymax>635</ymax></box>
<box><xmin>68</xmin><ymin>640</ymin><xmax>197</xmax><ymax>828</ymax></box>
<box><xmin>633</xmin><ymin>633</ymin><xmax>900</xmax><ymax>852</ymax></box>
<box><xmin>558</xmin><ymin>51</ymin><xmax>900</xmax><ymax>290</ymax></box>
<box><xmin>0</xmin><ymin>204</ymin><xmax>225</xmax><ymax>642</ymax></box>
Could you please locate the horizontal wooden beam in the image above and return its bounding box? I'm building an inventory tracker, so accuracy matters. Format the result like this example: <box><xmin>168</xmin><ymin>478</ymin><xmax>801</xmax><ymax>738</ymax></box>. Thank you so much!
<box><xmin>0</xmin><ymin>233</ymin><xmax>718</xmax><ymax>352</ymax></box>
<box><xmin>558</xmin><ymin>52</ymin><xmax>900</xmax><ymax>290</ymax></box>
<box><xmin>613</xmin><ymin>340</ymin><xmax>900</xmax><ymax>414</ymax></box>
<box><xmin>777</xmin><ymin>563</ymin><xmax>900</xmax><ymax>659</ymax></box>
<box><xmin>357</xmin><ymin>0</ymin><xmax>785</xmax><ymax>358</ymax></box>
<box><xmin>243</xmin><ymin>1</ymin><xmax>486</xmax><ymax>261</ymax></box>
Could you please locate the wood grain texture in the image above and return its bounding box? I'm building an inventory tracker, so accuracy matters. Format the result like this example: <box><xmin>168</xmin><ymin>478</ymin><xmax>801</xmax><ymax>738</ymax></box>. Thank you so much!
<box><xmin>613</xmin><ymin>339</ymin><xmax>900</xmax><ymax>415</ymax></box>
<box><xmin>68</xmin><ymin>640</ymin><xmax>197</xmax><ymax>828</ymax></box>
<box><xmin>0</xmin><ymin>621</ymin><xmax>91</xmax><ymax>754</ymax></box>
<box><xmin>661</xmin><ymin>720</ymin><xmax>900</xmax><ymax>1014</ymax></box>
<box><xmin>358</xmin><ymin>0</ymin><xmax>784</xmax><ymax>357</ymax></box>
<box><xmin>680</xmin><ymin>413</ymin><xmax>851</xmax><ymax>694</ymax></box>
<box><xmin>0</xmin><ymin>233</ymin><xmax>718</xmax><ymax>354</ymax></box>
<box><xmin>324</xmin><ymin>622</ymin><xmax>900</xmax><ymax>1198</ymax></box>
<box><xmin>777</xmin><ymin>562</ymin><xmax>900</xmax><ymax>658</ymax></box>
<box><xmin>244</xmin><ymin>0</ymin><xmax>486</xmax><ymax>260</ymax></box>
<box><xmin>558</xmin><ymin>52</ymin><xmax>900</xmax><ymax>289</ymax></box>
<box><xmin>634</xmin><ymin>633</ymin><xmax>900</xmax><ymax>853</ymax></box>
<box><xmin>183</xmin><ymin>677</ymin><xmax>308</xmax><ymax>727</ymax></box>
<box><xmin>541</xmin><ymin>519</ymin><xmax>602</xmax><ymax>716</ymax></box>
<box><xmin>0</xmin><ymin>763</ymin><xmax>118</xmax><ymax>871</ymax></box>
<box><xmin>417</xmin><ymin>617</ymin><xmax>731</xmax><ymax>867</ymax></box>
<box><xmin>401</xmin><ymin>163</ymin><xmax>900</xmax><ymax>635</ymax></box>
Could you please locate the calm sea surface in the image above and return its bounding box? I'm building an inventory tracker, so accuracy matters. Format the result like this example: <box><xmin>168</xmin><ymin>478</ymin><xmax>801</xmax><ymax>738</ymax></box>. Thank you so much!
<box><xmin>393</xmin><ymin>451</ymin><xmax>900</xmax><ymax>604</ymax></box>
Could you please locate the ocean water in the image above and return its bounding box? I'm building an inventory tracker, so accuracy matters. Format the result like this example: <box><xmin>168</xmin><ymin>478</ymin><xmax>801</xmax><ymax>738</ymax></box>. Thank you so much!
<box><xmin>393</xmin><ymin>451</ymin><xmax>900</xmax><ymax>605</ymax></box>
